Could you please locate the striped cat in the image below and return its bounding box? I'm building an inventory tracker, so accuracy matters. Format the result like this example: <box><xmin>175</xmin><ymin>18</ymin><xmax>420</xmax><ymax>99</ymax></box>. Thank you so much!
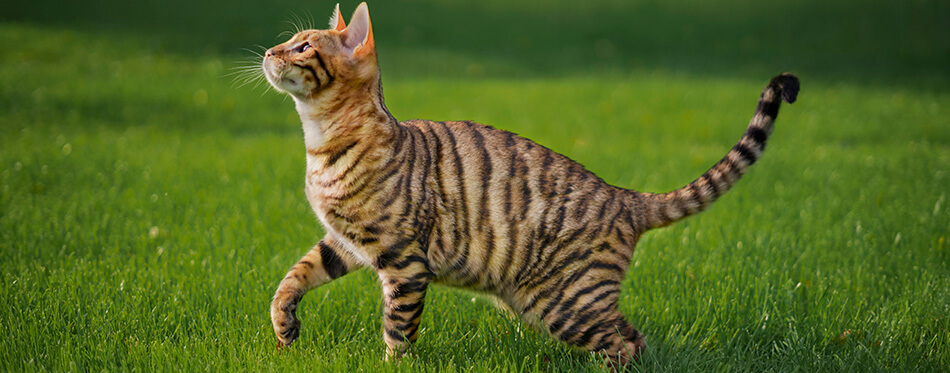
<box><xmin>262</xmin><ymin>2</ymin><xmax>799</xmax><ymax>365</ymax></box>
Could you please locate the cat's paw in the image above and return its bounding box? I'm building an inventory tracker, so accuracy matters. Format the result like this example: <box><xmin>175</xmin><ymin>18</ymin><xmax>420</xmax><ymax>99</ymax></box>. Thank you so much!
<box><xmin>384</xmin><ymin>346</ymin><xmax>412</xmax><ymax>362</ymax></box>
<box><xmin>271</xmin><ymin>294</ymin><xmax>302</xmax><ymax>346</ymax></box>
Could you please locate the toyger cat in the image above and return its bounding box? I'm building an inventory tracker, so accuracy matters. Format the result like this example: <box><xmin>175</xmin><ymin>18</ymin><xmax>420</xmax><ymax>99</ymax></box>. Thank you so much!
<box><xmin>261</xmin><ymin>2</ymin><xmax>799</xmax><ymax>365</ymax></box>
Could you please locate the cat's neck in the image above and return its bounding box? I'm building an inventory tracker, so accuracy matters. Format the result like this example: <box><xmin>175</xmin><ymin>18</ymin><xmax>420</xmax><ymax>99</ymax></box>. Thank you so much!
<box><xmin>293</xmin><ymin>80</ymin><xmax>397</xmax><ymax>153</ymax></box>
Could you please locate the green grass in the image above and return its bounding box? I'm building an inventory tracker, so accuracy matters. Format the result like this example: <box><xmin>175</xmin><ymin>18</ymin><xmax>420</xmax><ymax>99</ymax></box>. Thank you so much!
<box><xmin>1</xmin><ymin>0</ymin><xmax>948</xmax><ymax>371</ymax></box>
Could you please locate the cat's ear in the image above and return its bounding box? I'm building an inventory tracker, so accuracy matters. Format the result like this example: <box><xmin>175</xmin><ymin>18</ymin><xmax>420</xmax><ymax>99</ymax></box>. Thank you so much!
<box><xmin>329</xmin><ymin>3</ymin><xmax>346</xmax><ymax>31</ymax></box>
<box><xmin>341</xmin><ymin>2</ymin><xmax>375</xmax><ymax>58</ymax></box>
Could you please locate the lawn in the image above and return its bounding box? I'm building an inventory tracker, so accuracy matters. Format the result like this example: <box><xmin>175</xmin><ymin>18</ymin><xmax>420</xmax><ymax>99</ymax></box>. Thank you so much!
<box><xmin>1</xmin><ymin>0</ymin><xmax>948</xmax><ymax>371</ymax></box>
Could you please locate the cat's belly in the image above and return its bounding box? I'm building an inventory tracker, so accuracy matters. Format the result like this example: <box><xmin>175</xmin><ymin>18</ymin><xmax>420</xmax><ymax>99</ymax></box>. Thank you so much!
<box><xmin>424</xmin><ymin>215</ymin><xmax>528</xmax><ymax>292</ymax></box>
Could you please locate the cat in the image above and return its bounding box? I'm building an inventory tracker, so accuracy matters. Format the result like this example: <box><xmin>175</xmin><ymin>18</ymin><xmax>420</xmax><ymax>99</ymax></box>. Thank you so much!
<box><xmin>261</xmin><ymin>2</ymin><xmax>799</xmax><ymax>365</ymax></box>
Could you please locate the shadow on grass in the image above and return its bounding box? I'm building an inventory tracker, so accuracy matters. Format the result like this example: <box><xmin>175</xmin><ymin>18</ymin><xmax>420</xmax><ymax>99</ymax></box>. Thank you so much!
<box><xmin>3</xmin><ymin>0</ymin><xmax>947</xmax><ymax>90</ymax></box>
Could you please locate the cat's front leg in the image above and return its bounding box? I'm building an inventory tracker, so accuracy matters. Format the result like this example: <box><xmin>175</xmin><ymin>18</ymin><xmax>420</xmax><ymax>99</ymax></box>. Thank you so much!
<box><xmin>374</xmin><ymin>244</ymin><xmax>433</xmax><ymax>358</ymax></box>
<box><xmin>271</xmin><ymin>236</ymin><xmax>362</xmax><ymax>346</ymax></box>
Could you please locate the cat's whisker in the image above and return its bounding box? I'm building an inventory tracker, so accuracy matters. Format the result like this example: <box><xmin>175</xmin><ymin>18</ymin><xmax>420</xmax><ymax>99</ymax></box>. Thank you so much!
<box><xmin>286</xmin><ymin>16</ymin><xmax>300</xmax><ymax>34</ymax></box>
<box><xmin>297</xmin><ymin>11</ymin><xmax>310</xmax><ymax>32</ymax></box>
<box><xmin>252</xmin><ymin>76</ymin><xmax>270</xmax><ymax>91</ymax></box>
<box><xmin>225</xmin><ymin>62</ymin><xmax>263</xmax><ymax>73</ymax></box>
<box><xmin>227</xmin><ymin>63</ymin><xmax>264</xmax><ymax>72</ymax></box>
<box><xmin>225</xmin><ymin>66</ymin><xmax>267</xmax><ymax>90</ymax></box>
<box><xmin>280</xmin><ymin>11</ymin><xmax>317</xmax><ymax>40</ymax></box>
<box><xmin>226</xmin><ymin>45</ymin><xmax>272</xmax><ymax>89</ymax></box>
<box><xmin>240</xmin><ymin>47</ymin><xmax>265</xmax><ymax>59</ymax></box>
<box><xmin>276</xmin><ymin>30</ymin><xmax>295</xmax><ymax>41</ymax></box>
<box><xmin>302</xmin><ymin>10</ymin><xmax>316</xmax><ymax>31</ymax></box>
<box><xmin>226</xmin><ymin>63</ymin><xmax>263</xmax><ymax>72</ymax></box>
<box><xmin>232</xmin><ymin>74</ymin><xmax>266</xmax><ymax>90</ymax></box>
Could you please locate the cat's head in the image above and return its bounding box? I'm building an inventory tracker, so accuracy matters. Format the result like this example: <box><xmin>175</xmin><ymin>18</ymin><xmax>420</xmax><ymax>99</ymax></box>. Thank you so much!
<box><xmin>263</xmin><ymin>2</ymin><xmax>377</xmax><ymax>100</ymax></box>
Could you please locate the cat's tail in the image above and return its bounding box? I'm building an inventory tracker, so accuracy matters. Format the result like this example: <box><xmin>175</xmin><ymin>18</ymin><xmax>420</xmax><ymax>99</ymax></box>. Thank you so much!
<box><xmin>639</xmin><ymin>73</ymin><xmax>799</xmax><ymax>230</ymax></box>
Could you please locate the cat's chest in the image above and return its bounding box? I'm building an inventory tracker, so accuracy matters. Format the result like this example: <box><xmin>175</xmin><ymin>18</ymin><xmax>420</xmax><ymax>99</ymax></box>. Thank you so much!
<box><xmin>303</xmin><ymin>169</ymin><xmax>375</xmax><ymax>264</ymax></box>
<box><xmin>303</xmin><ymin>165</ymin><xmax>347</xmax><ymax>217</ymax></box>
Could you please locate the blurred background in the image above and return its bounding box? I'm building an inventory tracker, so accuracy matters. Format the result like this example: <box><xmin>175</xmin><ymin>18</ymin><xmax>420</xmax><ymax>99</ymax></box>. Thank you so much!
<box><xmin>4</xmin><ymin>0</ymin><xmax>947</xmax><ymax>83</ymax></box>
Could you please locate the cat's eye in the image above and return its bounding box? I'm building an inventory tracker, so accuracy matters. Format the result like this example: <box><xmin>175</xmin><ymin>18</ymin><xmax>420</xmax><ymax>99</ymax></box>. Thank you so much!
<box><xmin>295</xmin><ymin>42</ymin><xmax>311</xmax><ymax>53</ymax></box>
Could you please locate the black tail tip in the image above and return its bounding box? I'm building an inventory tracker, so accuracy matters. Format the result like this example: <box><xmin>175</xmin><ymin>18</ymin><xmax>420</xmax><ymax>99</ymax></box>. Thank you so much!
<box><xmin>769</xmin><ymin>73</ymin><xmax>800</xmax><ymax>104</ymax></box>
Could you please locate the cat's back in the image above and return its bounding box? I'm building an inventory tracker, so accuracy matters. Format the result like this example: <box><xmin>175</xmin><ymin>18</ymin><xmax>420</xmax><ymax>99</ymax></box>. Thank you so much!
<box><xmin>400</xmin><ymin>119</ymin><xmax>604</xmax><ymax>187</ymax></box>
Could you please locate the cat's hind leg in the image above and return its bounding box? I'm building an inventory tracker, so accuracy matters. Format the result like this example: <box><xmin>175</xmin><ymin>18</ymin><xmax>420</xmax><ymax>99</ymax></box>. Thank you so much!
<box><xmin>550</xmin><ymin>299</ymin><xmax>646</xmax><ymax>366</ymax></box>
<box><xmin>271</xmin><ymin>236</ymin><xmax>363</xmax><ymax>346</ymax></box>
<box><xmin>526</xmin><ymin>268</ymin><xmax>646</xmax><ymax>366</ymax></box>
<box><xmin>580</xmin><ymin>309</ymin><xmax>646</xmax><ymax>366</ymax></box>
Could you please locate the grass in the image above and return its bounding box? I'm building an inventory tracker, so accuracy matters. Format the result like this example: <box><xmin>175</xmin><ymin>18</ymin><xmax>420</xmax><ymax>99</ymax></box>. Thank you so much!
<box><xmin>1</xmin><ymin>0</ymin><xmax>949</xmax><ymax>371</ymax></box>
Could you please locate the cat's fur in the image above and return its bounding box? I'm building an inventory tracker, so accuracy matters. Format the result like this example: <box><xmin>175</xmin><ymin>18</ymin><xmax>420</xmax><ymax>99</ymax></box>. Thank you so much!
<box><xmin>261</xmin><ymin>2</ymin><xmax>799</xmax><ymax>365</ymax></box>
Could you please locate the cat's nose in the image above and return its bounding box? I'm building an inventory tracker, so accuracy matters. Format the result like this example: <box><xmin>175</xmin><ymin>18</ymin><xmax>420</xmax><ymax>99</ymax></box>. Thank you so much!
<box><xmin>265</xmin><ymin>49</ymin><xmax>274</xmax><ymax>58</ymax></box>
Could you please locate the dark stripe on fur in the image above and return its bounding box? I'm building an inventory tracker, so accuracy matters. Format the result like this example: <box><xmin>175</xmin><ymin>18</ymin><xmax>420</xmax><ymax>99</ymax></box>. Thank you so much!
<box><xmin>326</xmin><ymin>140</ymin><xmax>360</xmax><ymax>167</ymax></box>
<box><xmin>318</xmin><ymin>241</ymin><xmax>347</xmax><ymax>279</ymax></box>
<box><xmin>312</xmin><ymin>50</ymin><xmax>334</xmax><ymax>84</ymax></box>
<box><xmin>293</xmin><ymin>63</ymin><xmax>322</xmax><ymax>86</ymax></box>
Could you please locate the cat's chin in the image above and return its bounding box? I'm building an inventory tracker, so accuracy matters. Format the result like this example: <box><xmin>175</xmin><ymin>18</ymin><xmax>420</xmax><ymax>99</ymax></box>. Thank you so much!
<box><xmin>267</xmin><ymin>82</ymin><xmax>314</xmax><ymax>102</ymax></box>
<box><xmin>263</xmin><ymin>62</ymin><xmax>314</xmax><ymax>98</ymax></box>
<box><xmin>267</xmin><ymin>76</ymin><xmax>312</xmax><ymax>98</ymax></box>
<box><xmin>274</xmin><ymin>82</ymin><xmax>310</xmax><ymax>98</ymax></box>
